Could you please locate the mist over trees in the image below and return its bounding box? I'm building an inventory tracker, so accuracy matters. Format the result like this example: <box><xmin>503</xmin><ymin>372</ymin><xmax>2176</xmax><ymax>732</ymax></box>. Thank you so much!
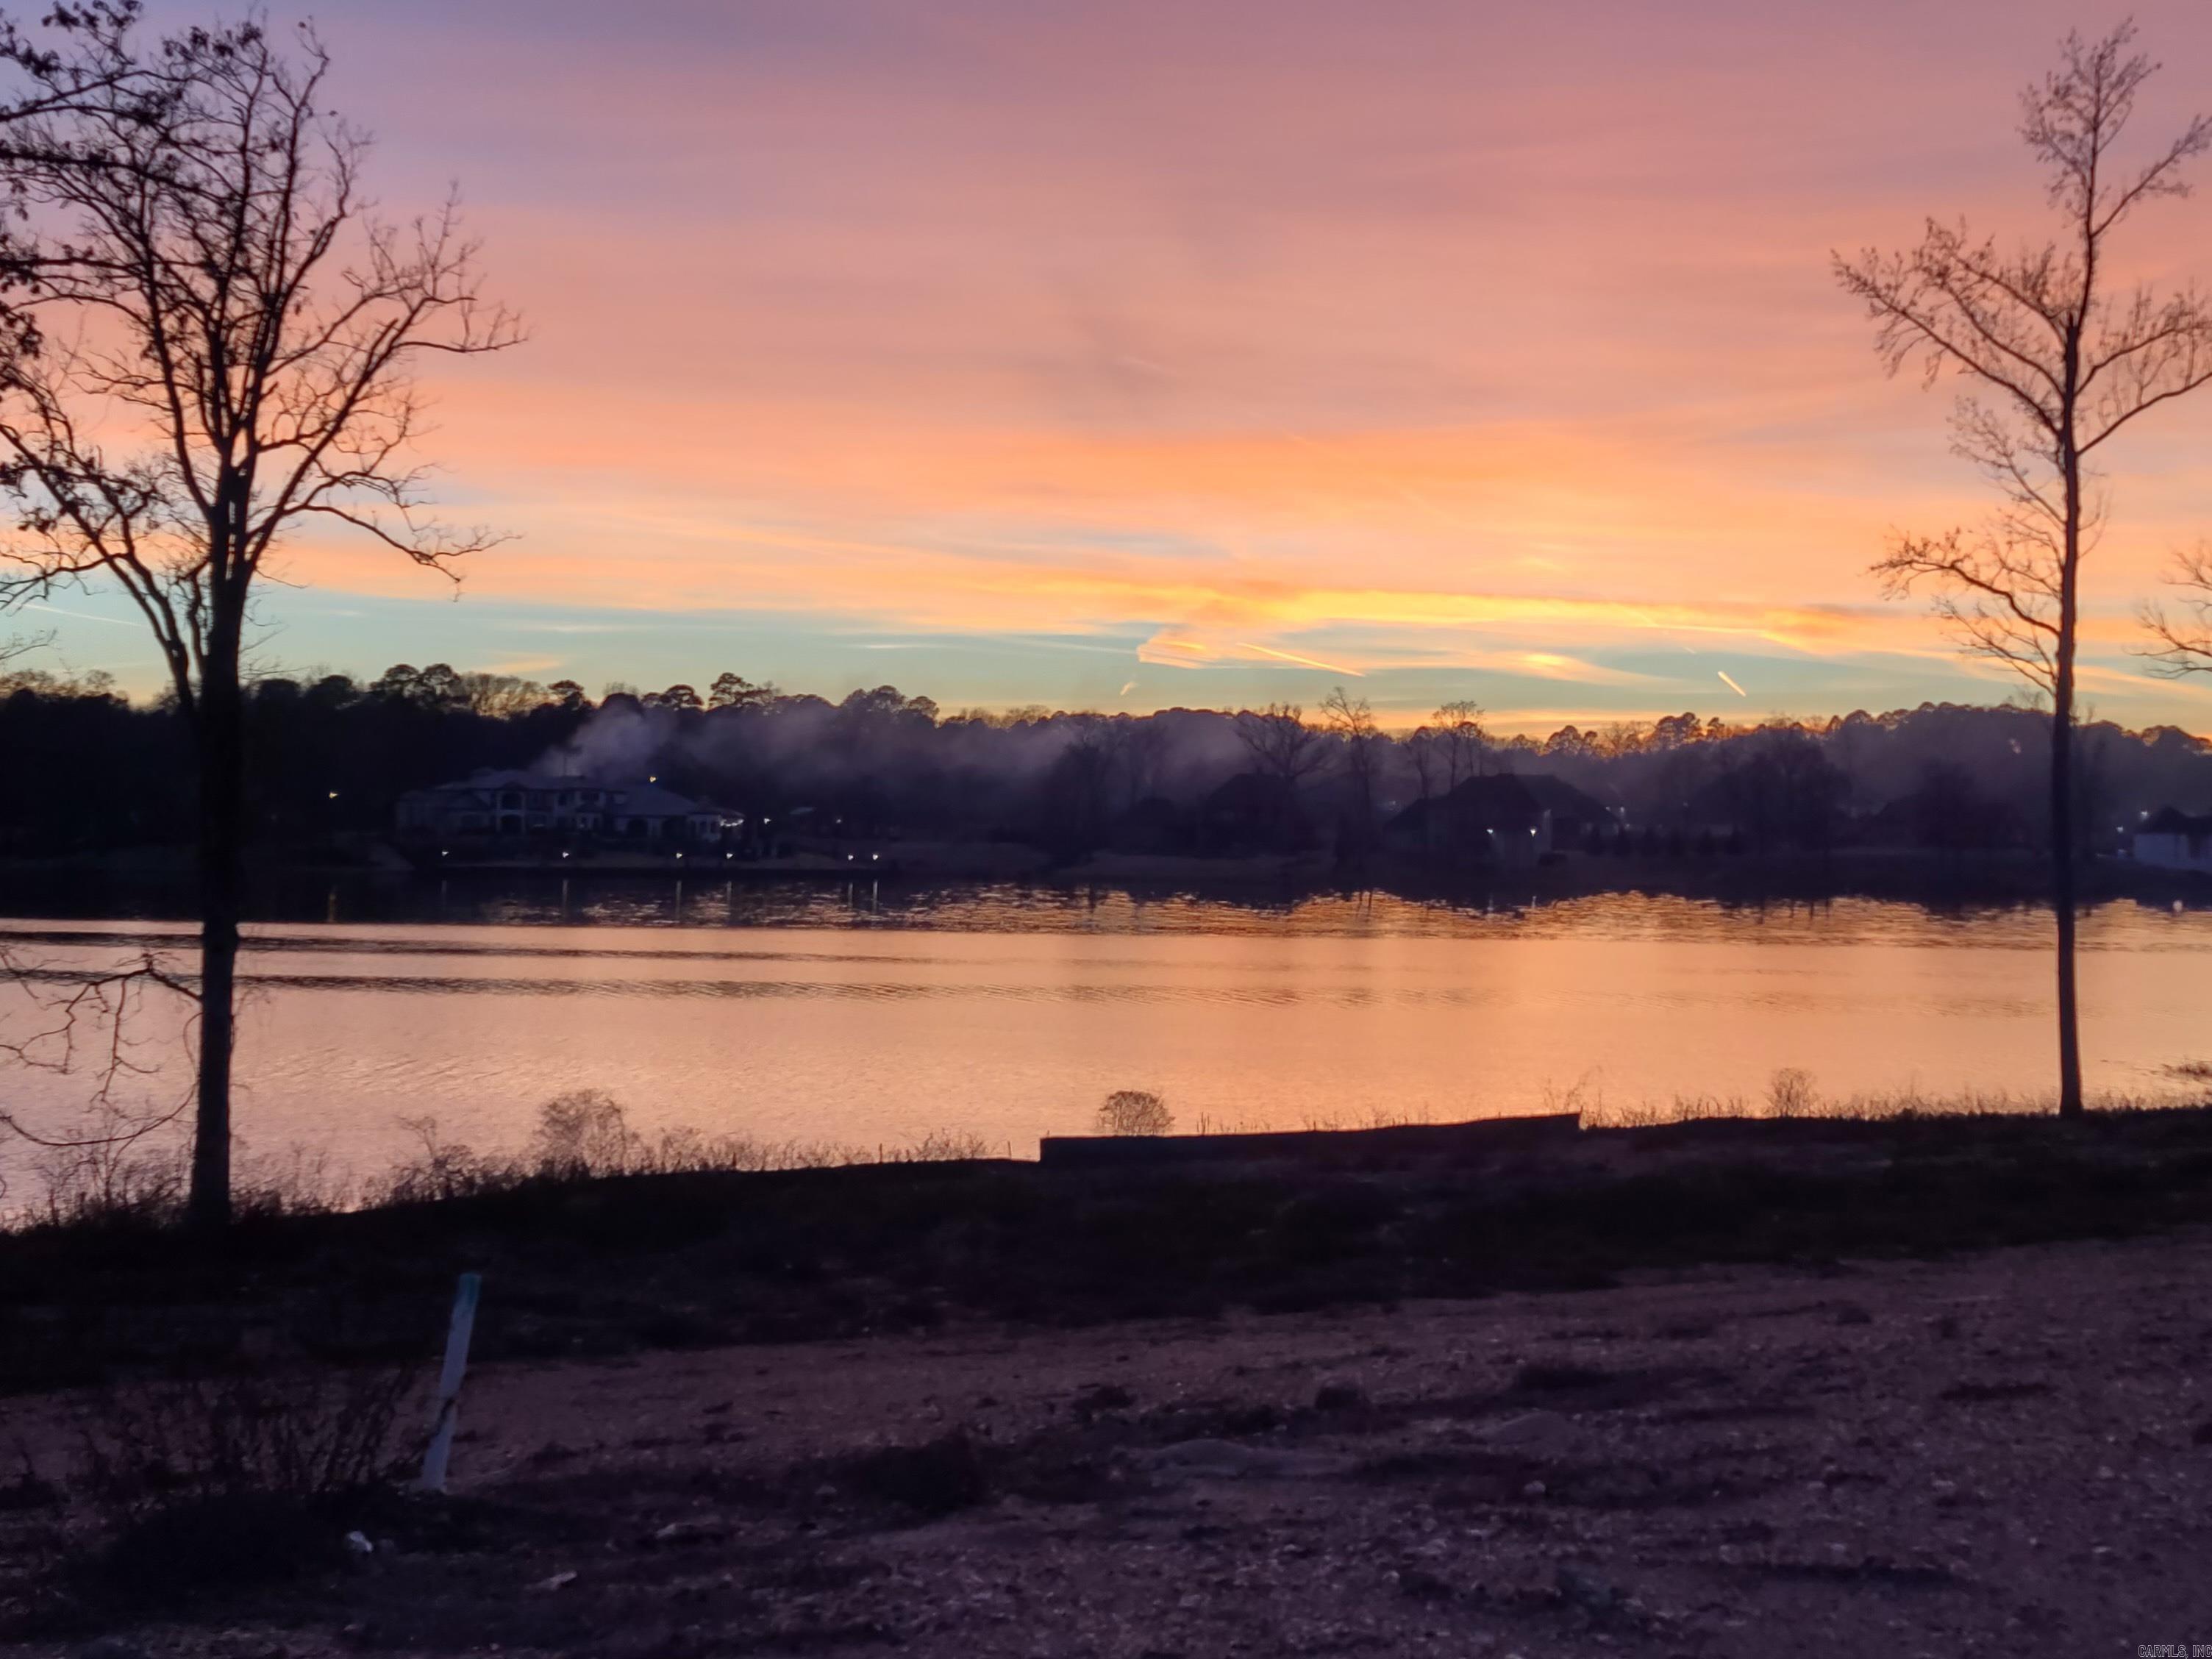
<box><xmin>4</xmin><ymin>660</ymin><xmax>2209</xmax><ymax>866</ymax></box>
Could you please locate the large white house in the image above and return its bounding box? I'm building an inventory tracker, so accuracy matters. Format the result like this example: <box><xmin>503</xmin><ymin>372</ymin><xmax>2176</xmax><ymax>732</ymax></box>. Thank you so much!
<box><xmin>2133</xmin><ymin>807</ymin><xmax>2212</xmax><ymax>872</ymax></box>
<box><xmin>396</xmin><ymin>769</ymin><xmax>735</xmax><ymax>843</ymax></box>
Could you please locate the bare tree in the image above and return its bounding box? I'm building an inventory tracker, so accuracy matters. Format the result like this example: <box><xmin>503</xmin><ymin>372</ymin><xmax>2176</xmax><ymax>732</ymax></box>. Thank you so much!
<box><xmin>1835</xmin><ymin>24</ymin><xmax>2212</xmax><ymax>1119</ymax></box>
<box><xmin>1233</xmin><ymin>702</ymin><xmax>1327</xmax><ymax>785</ymax></box>
<box><xmin>1119</xmin><ymin>716</ymin><xmax>1169</xmax><ymax>812</ymax></box>
<box><xmin>459</xmin><ymin>671</ymin><xmax>548</xmax><ymax>719</ymax></box>
<box><xmin>1403</xmin><ymin>724</ymin><xmax>1442</xmax><ymax>802</ymax></box>
<box><xmin>1597</xmin><ymin>720</ymin><xmax>1647</xmax><ymax>760</ymax></box>
<box><xmin>707</xmin><ymin>671</ymin><xmax>777</xmax><ymax>712</ymax></box>
<box><xmin>2141</xmin><ymin>544</ymin><xmax>2212</xmax><ymax>671</ymax></box>
<box><xmin>1436</xmin><ymin>699</ymin><xmax>1488</xmax><ymax>786</ymax></box>
<box><xmin>1044</xmin><ymin>712</ymin><xmax>1119</xmax><ymax>849</ymax></box>
<box><xmin>0</xmin><ymin>10</ymin><xmax>521</xmax><ymax>1226</ymax></box>
<box><xmin>1320</xmin><ymin>685</ymin><xmax>1382</xmax><ymax>852</ymax></box>
<box><xmin>1232</xmin><ymin>702</ymin><xmax>1325</xmax><ymax>845</ymax></box>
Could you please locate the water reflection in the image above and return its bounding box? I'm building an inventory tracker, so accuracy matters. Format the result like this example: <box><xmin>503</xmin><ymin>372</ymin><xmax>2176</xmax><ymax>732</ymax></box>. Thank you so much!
<box><xmin>8</xmin><ymin>865</ymin><xmax>2212</xmax><ymax>940</ymax></box>
<box><xmin>0</xmin><ymin>882</ymin><xmax>2208</xmax><ymax>1194</ymax></box>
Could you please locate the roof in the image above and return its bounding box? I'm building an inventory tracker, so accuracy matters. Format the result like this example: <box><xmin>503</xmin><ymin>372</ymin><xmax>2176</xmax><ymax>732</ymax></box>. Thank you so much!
<box><xmin>1388</xmin><ymin>774</ymin><xmax>1541</xmax><ymax>834</ymax></box>
<box><xmin>1506</xmin><ymin>772</ymin><xmax>1614</xmax><ymax>821</ymax></box>
<box><xmin>413</xmin><ymin>771</ymin><xmax>715</xmax><ymax>816</ymax></box>
<box><xmin>1204</xmin><ymin>771</ymin><xmax>1301</xmax><ymax>813</ymax></box>
<box><xmin>2141</xmin><ymin>806</ymin><xmax>2212</xmax><ymax>837</ymax></box>
<box><xmin>614</xmin><ymin>782</ymin><xmax>718</xmax><ymax>818</ymax></box>
<box><xmin>426</xmin><ymin>768</ymin><xmax>602</xmax><ymax>793</ymax></box>
<box><xmin>1383</xmin><ymin>771</ymin><xmax>1616</xmax><ymax>843</ymax></box>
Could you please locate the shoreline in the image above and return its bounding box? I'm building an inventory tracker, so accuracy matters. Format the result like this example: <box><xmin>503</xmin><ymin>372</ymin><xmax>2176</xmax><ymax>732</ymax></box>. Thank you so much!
<box><xmin>6</xmin><ymin>1110</ymin><xmax>2212</xmax><ymax>1652</ymax></box>
<box><xmin>2</xmin><ymin>843</ymin><xmax>2211</xmax><ymax>916</ymax></box>
<box><xmin>10</xmin><ymin>1104</ymin><xmax>2212</xmax><ymax>1392</ymax></box>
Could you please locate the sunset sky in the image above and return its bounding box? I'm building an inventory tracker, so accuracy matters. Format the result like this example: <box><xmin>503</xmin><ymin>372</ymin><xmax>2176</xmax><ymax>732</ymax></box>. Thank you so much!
<box><xmin>23</xmin><ymin>0</ymin><xmax>2212</xmax><ymax>731</ymax></box>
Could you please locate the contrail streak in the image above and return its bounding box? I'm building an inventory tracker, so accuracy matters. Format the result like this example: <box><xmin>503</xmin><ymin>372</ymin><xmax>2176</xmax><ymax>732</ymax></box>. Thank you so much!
<box><xmin>1717</xmin><ymin>669</ymin><xmax>1748</xmax><ymax>697</ymax></box>
<box><xmin>1237</xmin><ymin>641</ymin><xmax>1363</xmax><ymax>677</ymax></box>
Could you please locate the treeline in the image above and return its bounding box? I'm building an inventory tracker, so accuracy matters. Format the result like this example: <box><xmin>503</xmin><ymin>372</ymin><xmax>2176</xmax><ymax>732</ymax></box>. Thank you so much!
<box><xmin>3</xmin><ymin>660</ymin><xmax>2210</xmax><ymax>860</ymax></box>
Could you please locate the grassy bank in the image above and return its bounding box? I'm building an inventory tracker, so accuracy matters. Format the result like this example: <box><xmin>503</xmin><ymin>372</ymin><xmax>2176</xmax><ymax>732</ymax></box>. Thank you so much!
<box><xmin>7</xmin><ymin>1104</ymin><xmax>2212</xmax><ymax>1395</ymax></box>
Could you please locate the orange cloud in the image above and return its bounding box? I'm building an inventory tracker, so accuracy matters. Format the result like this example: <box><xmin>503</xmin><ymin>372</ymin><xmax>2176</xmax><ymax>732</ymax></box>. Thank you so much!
<box><xmin>158</xmin><ymin>0</ymin><xmax>2212</xmax><ymax>729</ymax></box>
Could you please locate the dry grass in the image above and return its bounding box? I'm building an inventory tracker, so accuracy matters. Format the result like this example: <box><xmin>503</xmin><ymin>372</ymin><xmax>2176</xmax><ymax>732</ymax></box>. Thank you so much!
<box><xmin>377</xmin><ymin>1096</ymin><xmax>1003</xmax><ymax>1206</ymax></box>
<box><xmin>1294</xmin><ymin>1105</ymin><xmax>1441</xmax><ymax>1133</ymax></box>
<box><xmin>2</xmin><ymin>1093</ymin><xmax>1005</xmax><ymax>1235</ymax></box>
<box><xmin>1577</xmin><ymin>1068</ymin><xmax>2194</xmax><ymax>1130</ymax></box>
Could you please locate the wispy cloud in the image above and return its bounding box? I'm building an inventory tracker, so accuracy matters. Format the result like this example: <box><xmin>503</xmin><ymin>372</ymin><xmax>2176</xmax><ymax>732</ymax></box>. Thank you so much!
<box><xmin>23</xmin><ymin>601</ymin><xmax>138</xmax><ymax>628</ymax></box>
<box><xmin>64</xmin><ymin>0</ymin><xmax>2212</xmax><ymax>733</ymax></box>
<box><xmin>1236</xmin><ymin>641</ymin><xmax>1363</xmax><ymax>677</ymax></box>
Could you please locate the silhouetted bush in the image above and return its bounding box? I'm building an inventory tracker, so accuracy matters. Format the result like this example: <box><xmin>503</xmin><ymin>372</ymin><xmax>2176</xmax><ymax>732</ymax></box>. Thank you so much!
<box><xmin>73</xmin><ymin>1359</ymin><xmax>418</xmax><ymax>1605</ymax></box>
<box><xmin>531</xmin><ymin>1088</ymin><xmax>641</xmax><ymax>1176</ymax></box>
<box><xmin>78</xmin><ymin>1363</ymin><xmax>417</xmax><ymax>1508</ymax></box>
<box><xmin>1096</xmin><ymin>1089</ymin><xmax>1174</xmax><ymax>1136</ymax></box>
<box><xmin>1767</xmin><ymin>1067</ymin><xmax>1819</xmax><ymax>1119</ymax></box>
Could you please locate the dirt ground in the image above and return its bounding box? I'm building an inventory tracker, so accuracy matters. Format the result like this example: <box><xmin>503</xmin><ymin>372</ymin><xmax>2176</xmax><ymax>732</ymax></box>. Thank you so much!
<box><xmin>10</xmin><ymin>1228</ymin><xmax>2212</xmax><ymax>1658</ymax></box>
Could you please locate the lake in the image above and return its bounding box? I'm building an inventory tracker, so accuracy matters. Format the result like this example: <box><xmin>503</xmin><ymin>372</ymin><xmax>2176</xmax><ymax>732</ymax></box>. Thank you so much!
<box><xmin>1</xmin><ymin>878</ymin><xmax>2208</xmax><ymax>1191</ymax></box>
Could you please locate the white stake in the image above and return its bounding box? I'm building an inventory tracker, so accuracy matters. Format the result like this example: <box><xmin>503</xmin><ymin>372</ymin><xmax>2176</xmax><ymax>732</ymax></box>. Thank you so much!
<box><xmin>418</xmin><ymin>1271</ymin><xmax>482</xmax><ymax>1494</ymax></box>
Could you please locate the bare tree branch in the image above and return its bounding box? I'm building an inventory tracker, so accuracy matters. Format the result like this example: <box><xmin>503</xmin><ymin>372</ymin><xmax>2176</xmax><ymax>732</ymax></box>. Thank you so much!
<box><xmin>2139</xmin><ymin>543</ymin><xmax>2212</xmax><ymax>676</ymax></box>
<box><xmin>1836</xmin><ymin>22</ymin><xmax>2212</xmax><ymax>1121</ymax></box>
<box><xmin>0</xmin><ymin>10</ymin><xmax>519</xmax><ymax>1224</ymax></box>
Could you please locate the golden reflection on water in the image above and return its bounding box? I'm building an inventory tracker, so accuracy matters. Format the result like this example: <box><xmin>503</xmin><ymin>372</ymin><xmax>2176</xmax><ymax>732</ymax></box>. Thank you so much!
<box><xmin>0</xmin><ymin>889</ymin><xmax>2207</xmax><ymax>1182</ymax></box>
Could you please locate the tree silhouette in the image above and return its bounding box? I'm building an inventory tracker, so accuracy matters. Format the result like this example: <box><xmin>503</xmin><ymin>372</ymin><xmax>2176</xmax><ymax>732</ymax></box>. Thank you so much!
<box><xmin>708</xmin><ymin>671</ymin><xmax>775</xmax><ymax>712</ymax></box>
<box><xmin>1321</xmin><ymin>686</ymin><xmax>1382</xmax><ymax>852</ymax></box>
<box><xmin>1402</xmin><ymin>725</ymin><xmax>1442</xmax><ymax>802</ymax></box>
<box><xmin>1835</xmin><ymin>24</ymin><xmax>2212</xmax><ymax>1118</ymax></box>
<box><xmin>1233</xmin><ymin>702</ymin><xmax>1326</xmax><ymax>785</ymax></box>
<box><xmin>0</xmin><ymin>10</ymin><xmax>520</xmax><ymax>1225</ymax></box>
<box><xmin>1437</xmin><ymin>700</ymin><xmax>1488</xmax><ymax>786</ymax></box>
<box><xmin>2143</xmin><ymin>545</ymin><xmax>2212</xmax><ymax>674</ymax></box>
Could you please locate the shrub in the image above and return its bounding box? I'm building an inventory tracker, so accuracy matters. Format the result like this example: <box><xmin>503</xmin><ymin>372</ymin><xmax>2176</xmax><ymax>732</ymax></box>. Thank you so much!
<box><xmin>532</xmin><ymin>1088</ymin><xmax>644</xmax><ymax>1177</ymax></box>
<box><xmin>20</xmin><ymin>1103</ymin><xmax>188</xmax><ymax>1228</ymax></box>
<box><xmin>1096</xmin><ymin>1089</ymin><xmax>1174</xmax><ymax>1137</ymax></box>
<box><xmin>78</xmin><ymin>1363</ymin><xmax>417</xmax><ymax>1508</ymax></box>
<box><xmin>1767</xmin><ymin>1067</ymin><xmax>1819</xmax><ymax>1119</ymax></box>
<box><xmin>385</xmin><ymin>1115</ymin><xmax>496</xmax><ymax>1202</ymax></box>
<box><xmin>74</xmin><ymin>1359</ymin><xmax>420</xmax><ymax>1603</ymax></box>
<box><xmin>894</xmin><ymin>1129</ymin><xmax>997</xmax><ymax>1162</ymax></box>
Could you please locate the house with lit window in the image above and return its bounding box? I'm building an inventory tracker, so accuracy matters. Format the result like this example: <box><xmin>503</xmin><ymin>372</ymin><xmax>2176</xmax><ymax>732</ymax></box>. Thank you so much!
<box><xmin>2133</xmin><ymin>806</ymin><xmax>2212</xmax><ymax>873</ymax></box>
<box><xmin>1381</xmin><ymin>773</ymin><xmax>1613</xmax><ymax>866</ymax></box>
<box><xmin>396</xmin><ymin>769</ymin><xmax>734</xmax><ymax>844</ymax></box>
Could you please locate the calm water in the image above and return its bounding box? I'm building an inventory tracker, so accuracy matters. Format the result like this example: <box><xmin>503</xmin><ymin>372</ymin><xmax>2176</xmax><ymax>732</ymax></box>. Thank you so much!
<box><xmin>1</xmin><ymin>880</ymin><xmax>2208</xmax><ymax>1185</ymax></box>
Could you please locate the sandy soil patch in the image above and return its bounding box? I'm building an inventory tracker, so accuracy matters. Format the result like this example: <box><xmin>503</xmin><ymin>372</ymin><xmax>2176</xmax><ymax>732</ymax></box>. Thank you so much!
<box><xmin>10</xmin><ymin>1230</ymin><xmax>2211</xmax><ymax>1657</ymax></box>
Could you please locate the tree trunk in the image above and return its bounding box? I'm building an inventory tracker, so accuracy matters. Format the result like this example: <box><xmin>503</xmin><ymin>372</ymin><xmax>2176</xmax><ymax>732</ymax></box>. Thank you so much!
<box><xmin>2049</xmin><ymin>671</ymin><xmax>2083</xmax><ymax>1119</ymax></box>
<box><xmin>186</xmin><ymin>628</ymin><xmax>244</xmax><ymax>1231</ymax></box>
<box><xmin>2052</xmin><ymin>429</ymin><xmax>2085</xmax><ymax>1122</ymax></box>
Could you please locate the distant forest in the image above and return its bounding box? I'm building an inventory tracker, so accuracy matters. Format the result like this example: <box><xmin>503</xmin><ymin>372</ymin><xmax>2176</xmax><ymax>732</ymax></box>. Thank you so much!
<box><xmin>5</xmin><ymin>660</ymin><xmax>2211</xmax><ymax>860</ymax></box>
